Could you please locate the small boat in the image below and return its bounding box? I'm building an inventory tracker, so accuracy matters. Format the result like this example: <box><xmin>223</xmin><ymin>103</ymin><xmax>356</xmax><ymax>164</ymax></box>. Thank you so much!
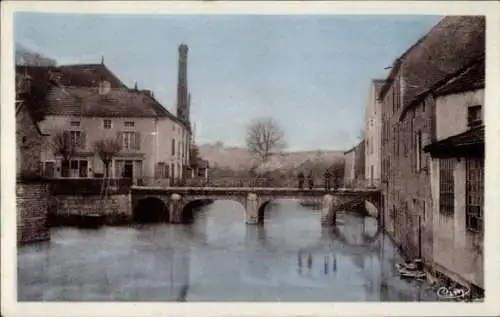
<box><xmin>397</xmin><ymin>267</ymin><xmax>427</xmax><ymax>279</ymax></box>
<box><xmin>78</xmin><ymin>214</ymin><xmax>105</xmax><ymax>229</ymax></box>
<box><xmin>396</xmin><ymin>259</ymin><xmax>424</xmax><ymax>271</ymax></box>
<box><xmin>396</xmin><ymin>259</ymin><xmax>426</xmax><ymax>279</ymax></box>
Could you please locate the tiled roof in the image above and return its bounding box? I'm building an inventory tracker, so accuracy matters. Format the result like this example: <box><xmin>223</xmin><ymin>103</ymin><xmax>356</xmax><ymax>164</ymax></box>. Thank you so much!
<box><xmin>16</xmin><ymin>64</ymin><xmax>188</xmax><ymax>126</ymax></box>
<box><xmin>54</xmin><ymin>64</ymin><xmax>126</xmax><ymax>88</ymax></box>
<box><xmin>433</xmin><ymin>58</ymin><xmax>485</xmax><ymax>97</ymax></box>
<box><xmin>379</xmin><ymin>16</ymin><xmax>485</xmax><ymax>109</ymax></box>
<box><xmin>45</xmin><ymin>87</ymin><xmax>178</xmax><ymax>119</ymax></box>
<box><xmin>344</xmin><ymin>139</ymin><xmax>364</xmax><ymax>155</ymax></box>
<box><xmin>423</xmin><ymin>125</ymin><xmax>484</xmax><ymax>158</ymax></box>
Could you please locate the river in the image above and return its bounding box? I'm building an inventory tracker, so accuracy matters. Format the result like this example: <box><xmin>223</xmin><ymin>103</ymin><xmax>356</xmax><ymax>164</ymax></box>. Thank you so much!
<box><xmin>18</xmin><ymin>200</ymin><xmax>438</xmax><ymax>301</ymax></box>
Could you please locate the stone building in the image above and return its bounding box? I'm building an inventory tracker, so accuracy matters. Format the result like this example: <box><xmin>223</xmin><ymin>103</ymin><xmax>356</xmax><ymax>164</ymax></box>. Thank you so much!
<box><xmin>343</xmin><ymin>139</ymin><xmax>365</xmax><ymax>187</ymax></box>
<box><xmin>379</xmin><ymin>16</ymin><xmax>485</xmax><ymax>267</ymax></box>
<box><xmin>424</xmin><ymin>58</ymin><xmax>484</xmax><ymax>292</ymax></box>
<box><xmin>19</xmin><ymin>44</ymin><xmax>193</xmax><ymax>185</ymax></box>
<box><xmin>364</xmin><ymin>79</ymin><xmax>385</xmax><ymax>186</ymax></box>
<box><xmin>16</xmin><ymin>66</ymin><xmax>51</xmax><ymax>244</ymax></box>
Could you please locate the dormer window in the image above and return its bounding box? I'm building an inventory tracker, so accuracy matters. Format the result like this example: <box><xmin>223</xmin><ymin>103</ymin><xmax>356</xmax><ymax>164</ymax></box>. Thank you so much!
<box><xmin>103</xmin><ymin>119</ymin><xmax>112</xmax><ymax>129</ymax></box>
<box><xmin>467</xmin><ymin>105</ymin><xmax>482</xmax><ymax>128</ymax></box>
<box><xmin>70</xmin><ymin>121</ymin><xmax>80</xmax><ymax>127</ymax></box>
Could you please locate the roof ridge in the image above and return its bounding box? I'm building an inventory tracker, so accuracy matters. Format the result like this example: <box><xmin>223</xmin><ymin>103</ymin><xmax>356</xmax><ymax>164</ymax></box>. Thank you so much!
<box><xmin>433</xmin><ymin>56</ymin><xmax>485</xmax><ymax>95</ymax></box>
<box><xmin>57</xmin><ymin>63</ymin><xmax>104</xmax><ymax>67</ymax></box>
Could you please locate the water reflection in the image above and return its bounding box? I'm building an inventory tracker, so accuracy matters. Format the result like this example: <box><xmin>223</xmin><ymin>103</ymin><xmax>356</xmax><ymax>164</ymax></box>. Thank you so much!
<box><xmin>18</xmin><ymin>200</ymin><xmax>438</xmax><ymax>301</ymax></box>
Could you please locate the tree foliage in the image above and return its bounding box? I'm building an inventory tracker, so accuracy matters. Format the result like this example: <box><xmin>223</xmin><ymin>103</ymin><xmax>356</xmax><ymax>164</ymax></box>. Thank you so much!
<box><xmin>245</xmin><ymin>117</ymin><xmax>286</xmax><ymax>162</ymax></box>
<box><xmin>94</xmin><ymin>138</ymin><xmax>122</xmax><ymax>177</ymax></box>
<box><xmin>51</xmin><ymin>130</ymin><xmax>77</xmax><ymax>162</ymax></box>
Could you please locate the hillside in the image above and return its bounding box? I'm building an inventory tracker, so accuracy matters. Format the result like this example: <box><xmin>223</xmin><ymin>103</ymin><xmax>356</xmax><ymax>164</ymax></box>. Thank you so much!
<box><xmin>199</xmin><ymin>143</ymin><xmax>345</xmax><ymax>172</ymax></box>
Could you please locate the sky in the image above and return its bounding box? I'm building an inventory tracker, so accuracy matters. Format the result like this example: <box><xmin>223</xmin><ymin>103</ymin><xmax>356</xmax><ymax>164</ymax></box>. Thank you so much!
<box><xmin>14</xmin><ymin>13</ymin><xmax>441</xmax><ymax>151</ymax></box>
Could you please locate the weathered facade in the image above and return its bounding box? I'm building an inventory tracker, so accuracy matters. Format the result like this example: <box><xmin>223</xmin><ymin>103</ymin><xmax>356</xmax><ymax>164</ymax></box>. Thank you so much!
<box><xmin>424</xmin><ymin>59</ymin><xmax>485</xmax><ymax>291</ymax></box>
<box><xmin>20</xmin><ymin>44</ymin><xmax>194</xmax><ymax>185</ymax></box>
<box><xmin>365</xmin><ymin>79</ymin><xmax>385</xmax><ymax>185</ymax></box>
<box><xmin>379</xmin><ymin>16</ymin><xmax>485</xmax><ymax>268</ymax></box>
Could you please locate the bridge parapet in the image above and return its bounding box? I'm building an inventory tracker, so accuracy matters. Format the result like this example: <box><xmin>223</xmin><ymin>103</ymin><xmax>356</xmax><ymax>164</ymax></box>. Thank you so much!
<box><xmin>167</xmin><ymin>177</ymin><xmax>381</xmax><ymax>190</ymax></box>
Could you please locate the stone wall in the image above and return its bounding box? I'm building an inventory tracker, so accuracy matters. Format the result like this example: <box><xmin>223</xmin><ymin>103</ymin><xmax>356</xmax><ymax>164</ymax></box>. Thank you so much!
<box><xmin>381</xmin><ymin>77</ymin><xmax>434</xmax><ymax>266</ymax></box>
<box><xmin>17</xmin><ymin>182</ymin><xmax>50</xmax><ymax>245</ymax></box>
<box><xmin>49</xmin><ymin>193</ymin><xmax>132</xmax><ymax>226</ymax></box>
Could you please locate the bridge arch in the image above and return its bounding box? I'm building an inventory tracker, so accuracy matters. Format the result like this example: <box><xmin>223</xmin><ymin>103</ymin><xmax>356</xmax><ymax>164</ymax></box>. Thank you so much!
<box><xmin>133</xmin><ymin>197</ymin><xmax>168</xmax><ymax>223</ymax></box>
<box><xmin>178</xmin><ymin>196</ymin><xmax>247</xmax><ymax>224</ymax></box>
<box><xmin>257</xmin><ymin>200</ymin><xmax>272</xmax><ymax>224</ymax></box>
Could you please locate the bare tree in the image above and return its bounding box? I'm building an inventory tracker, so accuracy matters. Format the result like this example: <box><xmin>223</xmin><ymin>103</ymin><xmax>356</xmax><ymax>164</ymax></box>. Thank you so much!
<box><xmin>94</xmin><ymin>138</ymin><xmax>122</xmax><ymax>178</ymax></box>
<box><xmin>51</xmin><ymin>130</ymin><xmax>77</xmax><ymax>177</ymax></box>
<box><xmin>245</xmin><ymin>117</ymin><xmax>286</xmax><ymax>162</ymax></box>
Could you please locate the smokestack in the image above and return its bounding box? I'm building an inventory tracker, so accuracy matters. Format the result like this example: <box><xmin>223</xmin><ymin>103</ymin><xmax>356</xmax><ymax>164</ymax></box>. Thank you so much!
<box><xmin>177</xmin><ymin>44</ymin><xmax>189</xmax><ymax>121</ymax></box>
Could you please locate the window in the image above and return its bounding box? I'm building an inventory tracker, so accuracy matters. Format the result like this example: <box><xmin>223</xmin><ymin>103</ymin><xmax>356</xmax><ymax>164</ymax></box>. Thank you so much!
<box><xmin>415</xmin><ymin>131</ymin><xmax>422</xmax><ymax>172</ymax></box>
<box><xmin>171</xmin><ymin>139</ymin><xmax>175</xmax><ymax>156</ymax></box>
<box><xmin>155</xmin><ymin>162</ymin><xmax>166</xmax><ymax>178</ymax></box>
<box><xmin>124</xmin><ymin>121</ymin><xmax>135</xmax><ymax>127</ymax></box>
<box><xmin>439</xmin><ymin>158</ymin><xmax>455</xmax><ymax>215</ymax></box>
<box><xmin>467</xmin><ymin>105</ymin><xmax>482</xmax><ymax>127</ymax></box>
<box><xmin>68</xmin><ymin>159</ymin><xmax>88</xmax><ymax>178</ymax></box>
<box><xmin>70</xmin><ymin>121</ymin><xmax>80</xmax><ymax>127</ymax></box>
<box><xmin>466</xmin><ymin>158</ymin><xmax>484</xmax><ymax>232</ymax></box>
<box><xmin>103</xmin><ymin>119</ymin><xmax>112</xmax><ymax>129</ymax></box>
<box><xmin>119</xmin><ymin>132</ymin><xmax>139</xmax><ymax>150</ymax></box>
<box><xmin>68</xmin><ymin>130</ymin><xmax>84</xmax><ymax>148</ymax></box>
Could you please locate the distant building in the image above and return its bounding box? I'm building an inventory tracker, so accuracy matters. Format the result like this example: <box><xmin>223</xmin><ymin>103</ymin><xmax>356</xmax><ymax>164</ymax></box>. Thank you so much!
<box><xmin>365</xmin><ymin>79</ymin><xmax>385</xmax><ymax>186</ymax></box>
<box><xmin>424</xmin><ymin>58</ymin><xmax>484</xmax><ymax>292</ymax></box>
<box><xmin>343</xmin><ymin>139</ymin><xmax>365</xmax><ymax>187</ymax></box>
<box><xmin>379</xmin><ymin>15</ymin><xmax>485</xmax><ymax>270</ymax></box>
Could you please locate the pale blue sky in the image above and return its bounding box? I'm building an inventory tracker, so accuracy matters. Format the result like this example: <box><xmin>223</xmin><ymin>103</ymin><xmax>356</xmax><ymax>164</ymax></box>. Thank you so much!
<box><xmin>14</xmin><ymin>13</ymin><xmax>441</xmax><ymax>151</ymax></box>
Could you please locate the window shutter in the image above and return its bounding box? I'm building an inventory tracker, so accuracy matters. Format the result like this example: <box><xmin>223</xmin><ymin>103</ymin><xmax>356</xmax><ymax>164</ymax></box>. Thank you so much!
<box><xmin>80</xmin><ymin>131</ymin><xmax>86</xmax><ymax>149</ymax></box>
<box><xmin>116</xmin><ymin>132</ymin><xmax>123</xmax><ymax>147</ymax></box>
<box><xmin>155</xmin><ymin>163</ymin><xmax>162</xmax><ymax>178</ymax></box>
<box><xmin>135</xmin><ymin>132</ymin><xmax>141</xmax><ymax>150</ymax></box>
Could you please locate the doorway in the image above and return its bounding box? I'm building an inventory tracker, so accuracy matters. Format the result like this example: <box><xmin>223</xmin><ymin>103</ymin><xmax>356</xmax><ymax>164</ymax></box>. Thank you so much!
<box><xmin>123</xmin><ymin>161</ymin><xmax>134</xmax><ymax>178</ymax></box>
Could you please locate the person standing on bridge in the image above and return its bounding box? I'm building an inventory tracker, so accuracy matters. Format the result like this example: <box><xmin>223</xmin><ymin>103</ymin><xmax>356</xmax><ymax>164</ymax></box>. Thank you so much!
<box><xmin>298</xmin><ymin>171</ymin><xmax>305</xmax><ymax>189</ymax></box>
<box><xmin>307</xmin><ymin>171</ymin><xmax>314</xmax><ymax>190</ymax></box>
<box><xmin>323</xmin><ymin>169</ymin><xmax>331</xmax><ymax>191</ymax></box>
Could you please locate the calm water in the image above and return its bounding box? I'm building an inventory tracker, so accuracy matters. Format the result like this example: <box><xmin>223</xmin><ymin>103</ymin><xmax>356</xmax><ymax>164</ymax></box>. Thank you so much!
<box><xmin>18</xmin><ymin>200</ymin><xmax>438</xmax><ymax>301</ymax></box>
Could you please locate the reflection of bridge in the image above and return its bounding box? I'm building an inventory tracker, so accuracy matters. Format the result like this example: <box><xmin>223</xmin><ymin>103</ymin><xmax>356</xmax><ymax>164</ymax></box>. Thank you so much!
<box><xmin>131</xmin><ymin>180</ymin><xmax>381</xmax><ymax>226</ymax></box>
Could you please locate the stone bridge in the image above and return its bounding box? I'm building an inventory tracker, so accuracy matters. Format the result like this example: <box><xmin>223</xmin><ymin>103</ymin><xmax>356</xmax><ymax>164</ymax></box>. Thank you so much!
<box><xmin>130</xmin><ymin>186</ymin><xmax>382</xmax><ymax>226</ymax></box>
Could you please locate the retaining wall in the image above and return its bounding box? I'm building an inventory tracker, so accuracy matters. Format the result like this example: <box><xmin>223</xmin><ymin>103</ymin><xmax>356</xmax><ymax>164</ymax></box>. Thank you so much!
<box><xmin>17</xmin><ymin>181</ymin><xmax>50</xmax><ymax>245</ymax></box>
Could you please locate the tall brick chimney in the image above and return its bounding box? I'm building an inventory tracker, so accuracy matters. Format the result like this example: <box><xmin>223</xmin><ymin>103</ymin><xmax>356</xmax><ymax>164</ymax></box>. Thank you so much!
<box><xmin>177</xmin><ymin>44</ymin><xmax>190</xmax><ymax>125</ymax></box>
